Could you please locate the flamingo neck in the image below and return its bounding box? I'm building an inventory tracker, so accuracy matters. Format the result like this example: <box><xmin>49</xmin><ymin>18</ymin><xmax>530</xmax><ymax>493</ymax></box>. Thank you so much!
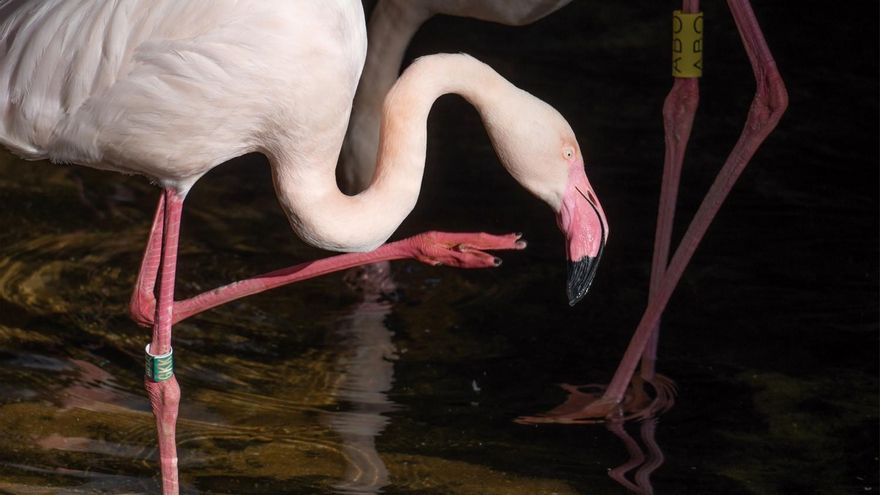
<box><xmin>272</xmin><ymin>54</ymin><xmax>507</xmax><ymax>253</ymax></box>
<box><xmin>340</xmin><ymin>0</ymin><xmax>432</xmax><ymax>193</ymax></box>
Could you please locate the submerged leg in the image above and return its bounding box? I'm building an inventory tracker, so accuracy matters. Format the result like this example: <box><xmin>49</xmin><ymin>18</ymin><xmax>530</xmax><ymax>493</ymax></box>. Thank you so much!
<box><xmin>143</xmin><ymin>188</ymin><xmax>185</xmax><ymax>495</ymax></box>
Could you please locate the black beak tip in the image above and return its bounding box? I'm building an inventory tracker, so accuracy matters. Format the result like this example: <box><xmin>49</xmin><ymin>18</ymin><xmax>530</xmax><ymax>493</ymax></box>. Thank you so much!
<box><xmin>567</xmin><ymin>256</ymin><xmax>599</xmax><ymax>306</ymax></box>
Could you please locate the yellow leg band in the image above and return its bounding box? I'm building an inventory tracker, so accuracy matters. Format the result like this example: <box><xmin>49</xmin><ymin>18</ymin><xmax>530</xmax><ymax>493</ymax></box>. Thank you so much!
<box><xmin>672</xmin><ymin>10</ymin><xmax>703</xmax><ymax>78</ymax></box>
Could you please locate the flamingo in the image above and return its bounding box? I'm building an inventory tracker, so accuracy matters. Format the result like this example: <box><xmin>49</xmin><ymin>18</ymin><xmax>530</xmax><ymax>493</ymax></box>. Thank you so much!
<box><xmin>340</xmin><ymin>0</ymin><xmax>573</xmax><ymax>192</ymax></box>
<box><xmin>0</xmin><ymin>1</ymin><xmax>608</xmax><ymax>492</ymax></box>
<box><xmin>516</xmin><ymin>0</ymin><xmax>787</xmax><ymax>423</ymax></box>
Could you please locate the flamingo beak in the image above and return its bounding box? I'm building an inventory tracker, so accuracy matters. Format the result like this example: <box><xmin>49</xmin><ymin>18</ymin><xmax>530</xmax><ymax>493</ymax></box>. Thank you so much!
<box><xmin>557</xmin><ymin>165</ymin><xmax>608</xmax><ymax>306</ymax></box>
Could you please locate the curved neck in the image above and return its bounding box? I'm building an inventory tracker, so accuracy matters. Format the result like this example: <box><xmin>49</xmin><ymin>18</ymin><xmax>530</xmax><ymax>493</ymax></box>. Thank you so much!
<box><xmin>340</xmin><ymin>0</ymin><xmax>433</xmax><ymax>193</ymax></box>
<box><xmin>272</xmin><ymin>54</ymin><xmax>507</xmax><ymax>252</ymax></box>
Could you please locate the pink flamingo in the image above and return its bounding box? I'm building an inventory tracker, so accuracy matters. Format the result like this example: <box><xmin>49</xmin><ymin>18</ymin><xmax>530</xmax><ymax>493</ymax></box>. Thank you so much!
<box><xmin>0</xmin><ymin>1</ymin><xmax>607</xmax><ymax>492</ymax></box>
<box><xmin>519</xmin><ymin>0</ymin><xmax>787</xmax><ymax>423</ymax></box>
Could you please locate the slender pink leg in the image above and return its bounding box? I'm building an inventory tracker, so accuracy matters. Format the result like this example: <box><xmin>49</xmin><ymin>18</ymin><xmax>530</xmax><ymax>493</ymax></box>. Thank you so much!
<box><xmin>171</xmin><ymin>231</ymin><xmax>525</xmax><ymax>323</ymax></box>
<box><xmin>643</xmin><ymin>0</ymin><xmax>701</xmax><ymax>380</ymax></box>
<box><xmin>596</xmin><ymin>0</ymin><xmax>788</xmax><ymax>414</ymax></box>
<box><xmin>129</xmin><ymin>203</ymin><xmax>524</xmax><ymax>327</ymax></box>
<box><xmin>145</xmin><ymin>375</ymin><xmax>181</xmax><ymax>495</ymax></box>
<box><xmin>129</xmin><ymin>194</ymin><xmax>164</xmax><ymax>327</ymax></box>
<box><xmin>144</xmin><ymin>188</ymin><xmax>185</xmax><ymax>495</ymax></box>
<box><xmin>126</xmin><ymin>189</ymin><xmax>523</xmax><ymax>494</ymax></box>
<box><xmin>129</xmin><ymin>191</ymin><xmax>526</xmax><ymax>328</ymax></box>
<box><xmin>644</xmin><ymin>80</ymin><xmax>700</xmax><ymax>377</ymax></box>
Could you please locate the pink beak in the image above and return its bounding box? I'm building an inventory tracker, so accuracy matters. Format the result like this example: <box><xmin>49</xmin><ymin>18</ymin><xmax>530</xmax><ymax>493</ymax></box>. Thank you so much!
<box><xmin>556</xmin><ymin>164</ymin><xmax>608</xmax><ymax>305</ymax></box>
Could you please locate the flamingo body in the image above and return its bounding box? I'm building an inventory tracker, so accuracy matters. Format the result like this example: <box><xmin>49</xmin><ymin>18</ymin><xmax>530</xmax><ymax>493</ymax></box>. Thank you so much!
<box><xmin>0</xmin><ymin>0</ymin><xmax>366</xmax><ymax>190</ymax></box>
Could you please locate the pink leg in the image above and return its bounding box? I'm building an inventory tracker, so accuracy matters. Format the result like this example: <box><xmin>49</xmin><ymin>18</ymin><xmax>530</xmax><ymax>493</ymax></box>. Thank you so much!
<box><xmin>127</xmin><ymin>190</ymin><xmax>524</xmax><ymax>493</ymax></box>
<box><xmin>145</xmin><ymin>375</ymin><xmax>181</xmax><ymax>495</ymax></box>
<box><xmin>536</xmin><ymin>0</ymin><xmax>789</xmax><ymax>420</ymax></box>
<box><xmin>130</xmin><ymin>201</ymin><xmax>525</xmax><ymax>327</ymax></box>
<box><xmin>172</xmin><ymin>231</ymin><xmax>525</xmax><ymax>323</ymax></box>
<box><xmin>644</xmin><ymin>79</ymin><xmax>700</xmax><ymax>377</ymax></box>
<box><xmin>129</xmin><ymin>194</ymin><xmax>164</xmax><ymax>327</ymax></box>
<box><xmin>642</xmin><ymin>0</ymin><xmax>701</xmax><ymax>379</ymax></box>
<box><xmin>144</xmin><ymin>188</ymin><xmax>185</xmax><ymax>495</ymax></box>
<box><xmin>598</xmin><ymin>0</ymin><xmax>788</xmax><ymax>411</ymax></box>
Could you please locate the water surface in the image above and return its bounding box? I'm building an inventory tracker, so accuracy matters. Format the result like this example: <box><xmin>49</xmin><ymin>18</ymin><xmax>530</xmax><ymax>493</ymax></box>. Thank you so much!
<box><xmin>0</xmin><ymin>1</ymin><xmax>877</xmax><ymax>494</ymax></box>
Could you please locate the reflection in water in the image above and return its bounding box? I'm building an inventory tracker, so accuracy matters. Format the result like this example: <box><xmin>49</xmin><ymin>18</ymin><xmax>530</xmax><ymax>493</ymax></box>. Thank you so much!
<box><xmin>600</xmin><ymin>374</ymin><xmax>675</xmax><ymax>494</ymax></box>
<box><xmin>606</xmin><ymin>417</ymin><xmax>664</xmax><ymax>495</ymax></box>
<box><xmin>518</xmin><ymin>373</ymin><xmax>675</xmax><ymax>494</ymax></box>
<box><xmin>324</xmin><ymin>297</ymin><xmax>397</xmax><ymax>494</ymax></box>
<box><xmin>0</xmin><ymin>463</ymin><xmax>153</xmax><ymax>494</ymax></box>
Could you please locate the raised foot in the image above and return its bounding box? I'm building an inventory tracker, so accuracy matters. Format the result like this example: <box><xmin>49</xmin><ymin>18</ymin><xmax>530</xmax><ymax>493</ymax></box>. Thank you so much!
<box><xmin>406</xmin><ymin>231</ymin><xmax>527</xmax><ymax>268</ymax></box>
<box><xmin>515</xmin><ymin>374</ymin><xmax>676</xmax><ymax>425</ymax></box>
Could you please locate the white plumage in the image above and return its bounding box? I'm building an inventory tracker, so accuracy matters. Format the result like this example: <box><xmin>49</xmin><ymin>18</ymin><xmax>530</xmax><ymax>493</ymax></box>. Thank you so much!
<box><xmin>0</xmin><ymin>0</ymin><xmax>366</xmax><ymax>190</ymax></box>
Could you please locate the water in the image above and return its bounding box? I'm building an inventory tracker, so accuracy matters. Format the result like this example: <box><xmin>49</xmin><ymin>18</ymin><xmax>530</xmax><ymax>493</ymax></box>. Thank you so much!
<box><xmin>0</xmin><ymin>1</ymin><xmax>877</xmax><ymax>494</ymax></box>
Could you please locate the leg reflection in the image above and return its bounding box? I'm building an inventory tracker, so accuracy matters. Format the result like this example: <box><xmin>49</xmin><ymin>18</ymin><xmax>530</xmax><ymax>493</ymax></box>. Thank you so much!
<box><xmin>517</xmin><ymin>374</ymin><xmax>673</xmax><ymax>494</ymax></box>
<box><xmin>606</xmin><ymin>416</ymin><xmax>664</xmax><ymax>495</ymax></box>
<box><xmin>325</xmin><ymin>270</ymin><xmax>399</xmax><ymax>494</ymax></box>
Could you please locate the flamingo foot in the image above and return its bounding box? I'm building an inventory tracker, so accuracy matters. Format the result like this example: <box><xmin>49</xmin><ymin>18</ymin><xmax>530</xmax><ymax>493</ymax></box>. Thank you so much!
<box><xmin>145</xmin><ymin>376</ymin><xmax>181</xmax><ymax>495</ymax></box>
<box><xmin>405</xmin><ymin>231</ymin><xmax>527</xmax><ymax>268</ymax></box>
<box><xmin>515</xmin><ymin>374</ymin><xmax>676</xmax><ymax>425</ymax></box>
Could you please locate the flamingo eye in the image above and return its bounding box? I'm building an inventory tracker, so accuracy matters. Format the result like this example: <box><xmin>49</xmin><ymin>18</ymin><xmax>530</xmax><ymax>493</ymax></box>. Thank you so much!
<box><xmin>562</xmin><ymin>147</ymin><xmax>575</xmax><ymax>161</ymax></box>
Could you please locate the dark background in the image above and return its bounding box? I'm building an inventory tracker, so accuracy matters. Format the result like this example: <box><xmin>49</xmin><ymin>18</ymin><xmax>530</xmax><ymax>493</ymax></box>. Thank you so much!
<box><xmin>0</xmin><ymin>1</ymin><xmax>876</xmax><ymax>494</ymax></box>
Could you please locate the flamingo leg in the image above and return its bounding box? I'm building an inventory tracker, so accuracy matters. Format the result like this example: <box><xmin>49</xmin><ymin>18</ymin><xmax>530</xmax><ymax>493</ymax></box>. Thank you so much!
<box><xmin>170</xmin><ymin>230</ymin><xmax>524</xmax><ymax>323</ymax></box>
<box><xmin>126</xmin><ymin>209</ymin><xmax>521</xmax><ymax>493</ymax></box>
<box><xmin>129</xmin><ymin>194</ymin><xmax>164</xmax><ymax>327</ymax></box>
<box><xmin>143</xmin><ymin>188</ymin><xmax>184</xmax><ymax>495</ymax></box>
<box><xmin>125</xmin><ymin>190</ymin><xmax>522</xmax><ymax>495</ymax></box>
<box><xmin>595</xmin><ymin>0</ymin><xmax>788</xmax><ymax>414</ymax></box>
<box><xmin>642</xmin><ymin>0</ymin><xmax>701</xmax><ymax>380</ymax></box>
<box><xmin>129</xmin><ymin>219</ymin><xmax>524</xmax><ymax>327</ymax></box>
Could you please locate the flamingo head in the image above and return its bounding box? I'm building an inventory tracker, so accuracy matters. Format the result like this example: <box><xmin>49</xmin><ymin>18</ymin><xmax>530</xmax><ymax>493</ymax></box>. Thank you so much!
<box><xmin>484</xmin><ymin>89</ymin><xmax>609</xmax><ymax>306</ymax></box>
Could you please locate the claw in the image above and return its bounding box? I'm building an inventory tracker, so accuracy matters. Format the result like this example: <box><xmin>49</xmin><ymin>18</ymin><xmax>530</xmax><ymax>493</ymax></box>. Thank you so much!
<box><xmin>407</xmin><ymin>231</ymin><xmax>527</xmax><ymax>269</ymax></box>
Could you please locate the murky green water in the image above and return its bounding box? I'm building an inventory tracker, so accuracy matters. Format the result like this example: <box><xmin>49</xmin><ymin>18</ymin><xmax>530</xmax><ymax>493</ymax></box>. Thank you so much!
<box><xmin>0</xmin><ymin>1</ymin><xmax>877</xmax><ymax>494</ymax></box>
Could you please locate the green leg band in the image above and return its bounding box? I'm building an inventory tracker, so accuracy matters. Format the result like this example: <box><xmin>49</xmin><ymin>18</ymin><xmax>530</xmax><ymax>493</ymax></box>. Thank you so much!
<box><xmin>145</xmin><ymin>344</ymin><xmax>174</xmax><ymax>382</ymax></box>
